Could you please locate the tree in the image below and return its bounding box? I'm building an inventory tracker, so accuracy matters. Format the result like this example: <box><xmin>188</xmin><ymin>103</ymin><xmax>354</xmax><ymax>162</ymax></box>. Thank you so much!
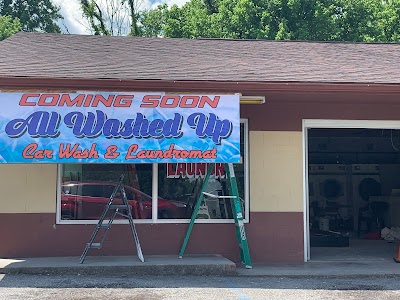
<box><xmin>0</xmin><ymin>0</ymin><xmax>62</xmax><ymax>33</ymax></box>
<box><xmin>0</xmin><ymin>15</ymin><xmax>20</xmax><ymax>40</ymax></box>
<box><xmin>140</xmin><ymin>0</ymin><xmax>400</xmax><ymax>42</ymax></box>
<box><xmin>376</xmin><ymin>0</ymin><xmax>400</xmax><ymax>42</ymax></box>
<box><xmin>79</xmin><ymin>0</ymin><xmax>141</xmax><ymax>36</ymax></box>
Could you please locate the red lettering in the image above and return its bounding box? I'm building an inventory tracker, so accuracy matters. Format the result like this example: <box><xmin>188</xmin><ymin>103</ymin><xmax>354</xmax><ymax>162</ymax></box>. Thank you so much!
<box><xmin>86</xmin><ymin>144</ymin><xmax>99</xmax><ymax>159</ymax></box>
<box><xmin>215</xmin><ymin>163</ymin><xmax>225</xmax><ymax>179</ymax></box>
<box><xmin>22</xmin><ymin>143</ymin><xmax>53</xmax><ymax>159</ymax></box>
<box><xmin>141</xmin><ymin>95</ymin><xmax>220</xmax><ymax>108</ymax></box>
<box><xmin>114</xmin><ymin>95</ymin><xmax>133</xmax><ymax>107</ymax></box>
<box><xmin>140</xmin><ymin>95</ymin><xmax>161</xmax><ymax>108</ymax></box>
<box><xmin>58</xmin><ymin>143</ymin><xmax>98</xmax><ymax>159</ymax></box>
<box><xmin>19</xmin><ymin>94</ymin><xmax>39</xmax><ymax>106</ymax></box>
<box><xmin>38</xmin><ymin>94</ymin><xmax>59</xmax><ymax>106</ymax></box>
<box><xmin>173</xmin><ymin>149</ymin><xmax>181</xmax><ymax>158</ymax></box>
<box><xmin>92</xmin><ymin>95</ymin><xmax>114</xmax><ymax>107</ymax></box>
<box><xmin>19</xmin><ymin>93</ymin><xmax>220</xmax><ymax>108</ymax></box>
<box><xmin>167</xmin><ymin>163</ymin><xmax>177</xmax><ymax>178</ymax></box>
<box><xmin>196</xmin><ymin>163</ymin><xmax>206</xmax><ymax>177</ymax></box>
<box><xmin>203</xmin><ymin>149</ymin><xmax>217</xmax><ymax>159</ymax></box>
<box><xmin>22</xmin><ymin>143</ymin><xmax>37</xmax><ymax>158</ymax></box>
<box><xmin>104</xmin><ymin>145</ymin><xmax>120</xmax><ymax>159</ymax></box>
<box><xmin>163</xmin><ymin>144</ymin><xmax>174</xmax><ymax>159</ymax></box>
<box><xmin>186</xmin><ymin>163</ymin><xmax>195</xmax><ymax>177</ymax></box>
<box><xmin>180</xmin><ymin>150</ymin><xmax>189</xmax><ymax>158</ymax></box>
<box><xmin>59</xmin><ymin>94</ymin><xmax>85</xmax><ymax>107</ymax></box>
<box><xmin>210</xmin><ymin>148</ymin><xmax>217</xmax><ymax>158</ymax></box>
<box><xmin>176</xmin><ymin>163</ymin><xmax>185</xmax><ymax>177</ymax></box>
<box><xmin>42</xmin><ymin>150</ymin><xmax>53</xmax><ymax>159</ymax></box>
<box><xmin>59</xmin><ymin>143</ymin><xmax>79</xmax><ymax>158</ymax></box>
<box><xmin>199</xmin><ymin>96</ymin><xmax>220</xmax><ymax>108</ymax></box>
<box><xmin>137</xmin><ymin>151</ymin><xmax>146</xmax><ymax>159</ymax></box>
<box><xmin>180</xmin><ymin>96</ymin><xmax>199</xmax><ymax>108</ymax></box>
<box><xmin>125</xmin><ymin>144</ymin><xmax>138</xmax><ymax>159</ymax></box>
<box><xmin>188</xmin><ymin>151</ymin><xmax>202</xmax><ymax>158</ymax></box>
<box><xmin>83</xmin><ymin>94</ymin><xmax>93</xmax><ymax>107</ymax></box>
<box><xmin>160</xmin><ymin>96</ymin><xmax>180</xmax><ymax>108</ymax></box>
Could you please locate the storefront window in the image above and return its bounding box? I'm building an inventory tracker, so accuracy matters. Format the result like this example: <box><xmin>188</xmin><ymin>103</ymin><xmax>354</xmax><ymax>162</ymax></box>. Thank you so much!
<box><xmin>157</xmin><ymin>122</ymin><xmax>246</xmax><ymax>219</ymax></box>
<box><xmin>58</xmin><ymin>120</ymin><xmax>248</xmax><ymax>223</ymax></box>
<box><xmin>157</xmin><ymin>162</ymin><xmax>245</xmax><ymax>219</ymax></box>
<box><xmin>60</xmin><ymin>164</ymin><xmax>153</xmax><ymax>220</ymax></box>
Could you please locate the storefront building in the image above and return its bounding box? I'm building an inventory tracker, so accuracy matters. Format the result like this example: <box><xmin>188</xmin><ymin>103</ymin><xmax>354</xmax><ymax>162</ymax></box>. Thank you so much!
<box><xmin>1</xmin><ymin>33</ymin><xmax>400</xmax><ymax>263</ymax></box>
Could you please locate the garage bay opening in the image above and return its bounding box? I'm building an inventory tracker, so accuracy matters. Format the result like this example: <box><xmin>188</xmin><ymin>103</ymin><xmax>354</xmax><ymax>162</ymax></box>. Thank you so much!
<box><xmin>307</xmin><ymin>127</ymin><xmax>400</xmax><ymax>261</ymax></box>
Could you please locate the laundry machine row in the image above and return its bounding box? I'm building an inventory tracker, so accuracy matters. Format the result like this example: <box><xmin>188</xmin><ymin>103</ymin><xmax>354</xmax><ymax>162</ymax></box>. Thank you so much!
<box><xmin>309</xmin><ymin>164</ymin><xmax>382</xmax><ymax>232</ymax></box>
<box><xmin>351</xmin><ymin>164</ymin><xmax>382</xmax><ymax>234</ymax></box>
<box><xmin>309</xmin><ymin>165</ymin><xmax>350</xmax><ymax>228</ymax></box>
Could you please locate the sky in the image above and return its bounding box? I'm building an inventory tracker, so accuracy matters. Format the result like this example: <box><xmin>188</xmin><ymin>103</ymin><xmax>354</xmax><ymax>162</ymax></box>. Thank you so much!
<box><xmin>53</xmin><ymin>0</ymin><xmax>189</xmax><ymax>35</ymax></box>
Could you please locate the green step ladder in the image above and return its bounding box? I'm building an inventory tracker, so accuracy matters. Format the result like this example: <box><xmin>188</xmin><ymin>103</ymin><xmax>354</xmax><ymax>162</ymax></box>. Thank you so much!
<box><xmin>79</xmin><ymin>174</ymin><xmax>144</xmax><ymax>264</ymax></box>
<box><xmin>179</xmin><ymin>163</ymin><xmax>252</xmax><ymax>269</ymax></box>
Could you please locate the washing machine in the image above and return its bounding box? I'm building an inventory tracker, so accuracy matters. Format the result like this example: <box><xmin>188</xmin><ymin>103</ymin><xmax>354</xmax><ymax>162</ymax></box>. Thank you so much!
<box><xmin>352</xmin><ymin>164</ymin><xmax>382</xmax><ymax>233</ymax></box>
<box><xmin>317</xmin><ymin>165</ymin><xmax>350</xmax><ymax>223</ymax></box>
<box><xmin>311</xmin><ymin>165</ymin><xmax>349</xmax><ymax>230</ymax></box>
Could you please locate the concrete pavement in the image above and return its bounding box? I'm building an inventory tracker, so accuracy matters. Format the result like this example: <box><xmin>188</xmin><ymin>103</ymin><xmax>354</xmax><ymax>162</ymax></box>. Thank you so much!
<box><xmin>2</xmin><ymin>273</ymin><xmax>400</xmax><ymax>300</ymax></box>
<box><xmin>2</xmin><ymin>255</ymin><xmax>400</xmax><ymax>277</ymax></box>
<box><xmin>0</xmin><ymin>255</ymin><xmax>236</xmax><ymax>276</ymax></box>
<box><xmin>236</xmin><ymin>261</ymin><xmax>400</xmax><ymax>277</ymax></box>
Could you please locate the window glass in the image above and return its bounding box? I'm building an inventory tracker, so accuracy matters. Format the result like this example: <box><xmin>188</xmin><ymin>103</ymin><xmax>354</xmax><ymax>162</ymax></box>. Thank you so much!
<box><xmin>59</xmin><ymin>121</ymin><xmax>248</xmax><ymax>222</ymax></box>
<box><xmin>157</xmin><ymin>123</ymin><xmax>247</xmax><ymax>219</ymax></box>
<box><xmin>60</xmin><ymin>164</ymin><xmax>152</xmax><ymax>220</ymax></box>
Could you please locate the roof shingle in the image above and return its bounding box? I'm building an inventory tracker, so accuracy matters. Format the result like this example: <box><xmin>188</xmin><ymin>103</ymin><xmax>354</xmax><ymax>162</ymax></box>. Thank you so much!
<box><xmin>0</xmin><ymin>32</ymin><xmax>399</xmax><ymax>84</ymax></box>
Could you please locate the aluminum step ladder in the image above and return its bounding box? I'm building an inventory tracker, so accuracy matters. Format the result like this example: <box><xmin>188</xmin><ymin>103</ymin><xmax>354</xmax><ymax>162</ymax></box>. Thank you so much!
<box><xmin>79</xmin><ymin>175</ymin><xmax>144</xmax><ymax>264</ymax></box>
<box><xmin>179</xmin><ymin>163</ymin><xmax>252</xmax><ymax>268</ymax></box>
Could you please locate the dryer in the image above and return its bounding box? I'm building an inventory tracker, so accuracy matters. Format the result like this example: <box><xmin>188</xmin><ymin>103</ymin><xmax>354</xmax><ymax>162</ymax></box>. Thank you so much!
<box><xmin>352</xmin><ymin>164</ymin><xmax>382</xmax><ymax>233</ymax></box>
<box><xmin>314</xmin><ymin>165</ymin><xmax>349</xmax><ymax>221</ymax></box>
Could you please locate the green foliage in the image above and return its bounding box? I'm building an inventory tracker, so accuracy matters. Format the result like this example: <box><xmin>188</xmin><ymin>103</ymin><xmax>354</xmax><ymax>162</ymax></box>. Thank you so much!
<box><xmin>140</xmin><ymin>3</ymin><xmax>168</xmax><ymax>37</ymax></box>
<box><xmin>139</xmin><ymin>0</ymin><xmax>400</xmax><ymax>42</ymax></box>
<box><xmin>80</xmin><ymin>0</ymin><xmax>110</xmax><ymax>35</ymax></box>
<box><xmin>0</xmin><ymin>0</ymin><xmax>61</xmax><ymax>33</ymax></box>
<box><xmin>79</xmin><ymin>0</ymin><xmax>141</xmax><ymax>36</ymax></box>
<box><xmin>0</xmin><ymin>15</ymin><xmax>20</xmax><ymax>40</ymax></box>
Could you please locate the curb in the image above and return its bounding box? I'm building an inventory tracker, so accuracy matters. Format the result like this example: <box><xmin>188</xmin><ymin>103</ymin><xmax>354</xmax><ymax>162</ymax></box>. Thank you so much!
<box><xmin>1</xmin><ymin>264</ymin><xmax>237</xmax><ymax>276</ymax></box>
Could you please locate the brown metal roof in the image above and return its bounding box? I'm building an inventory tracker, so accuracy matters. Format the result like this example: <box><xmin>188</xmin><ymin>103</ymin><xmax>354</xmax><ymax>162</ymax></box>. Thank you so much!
<box><xmin>0</xmin><ymin>32</ymin><xmax>400</xmax><ymax>85</ymax></box>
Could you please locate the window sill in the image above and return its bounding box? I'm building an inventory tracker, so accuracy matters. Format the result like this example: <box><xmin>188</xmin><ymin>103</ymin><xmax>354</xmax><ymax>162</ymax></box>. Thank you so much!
<box><xmin>56</xmin><ymin>218</ymin><xmax>249</xmax><ymax>225</ymax></box>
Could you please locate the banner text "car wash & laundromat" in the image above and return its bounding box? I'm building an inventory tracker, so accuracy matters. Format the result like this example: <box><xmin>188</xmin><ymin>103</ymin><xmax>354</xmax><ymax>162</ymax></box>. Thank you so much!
<box><xmin>0</xmin><ymin>93</ymin><xmax>240</xmax><ymax>163</ymax></box>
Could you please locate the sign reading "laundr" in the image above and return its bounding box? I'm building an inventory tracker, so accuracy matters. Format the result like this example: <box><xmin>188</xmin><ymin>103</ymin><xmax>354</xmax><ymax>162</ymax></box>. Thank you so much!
<box><xmin>0</xmin><ymin>92</ymin><xmax>240</xmax><ymax>163</ymax></box>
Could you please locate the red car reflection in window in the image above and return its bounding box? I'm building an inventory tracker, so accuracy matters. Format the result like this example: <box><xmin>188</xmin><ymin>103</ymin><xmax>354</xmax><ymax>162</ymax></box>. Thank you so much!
<box><xmin>61</xmin><ymin>181</ymin><xmax>186</xmax><ymax>220</ymax></box>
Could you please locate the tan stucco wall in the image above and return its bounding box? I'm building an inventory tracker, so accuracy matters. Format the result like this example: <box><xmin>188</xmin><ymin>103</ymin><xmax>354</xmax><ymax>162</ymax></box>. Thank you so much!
<box><xmin>0</xmin><ymin>164</ymin><xmax>57</xmax><ymax>213</ymax></box>
<box><xmin>249</xmin><ymin>131</ymin><xmax>303</xmax><ymax>212</ymax></box>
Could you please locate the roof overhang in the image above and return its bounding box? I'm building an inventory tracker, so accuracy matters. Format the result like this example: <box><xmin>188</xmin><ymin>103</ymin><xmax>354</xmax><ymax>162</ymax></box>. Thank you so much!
<box><xmin>1</xmin><ymin>77</ymin><xmax>400</xmax><ymax>95</ymax></box>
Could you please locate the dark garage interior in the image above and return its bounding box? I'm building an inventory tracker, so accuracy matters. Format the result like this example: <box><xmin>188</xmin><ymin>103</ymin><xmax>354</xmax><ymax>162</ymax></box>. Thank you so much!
<box><xmin>308</xmin><ymin>128</ymin><xmax>400</xmax><ymax>261</ymax></box>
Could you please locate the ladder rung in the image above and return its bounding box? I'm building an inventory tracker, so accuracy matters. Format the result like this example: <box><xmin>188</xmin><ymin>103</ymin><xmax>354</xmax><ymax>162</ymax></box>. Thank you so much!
<box><xmin>116</xmin><ymin>212</ymin><xmax>130</xmax><ymax>218</ymax></box>
<box><xmin>88</xmin><ymin>242</ymin><xmax>102</xmax><ymax>249</ymax></box>
<box><xmin>99</xmin><ymin>224</ymin><xmax>111</xmax><ymax>229</ymax></box>
<box><xmin>109</xmin><ymin>204</ymin><xmax>131</xmax><ymax>210</ymax></box>
<box><xmin>80</xmin><ymin>175</ymin><xmax>144</xmax><ymax>264</ymax></box>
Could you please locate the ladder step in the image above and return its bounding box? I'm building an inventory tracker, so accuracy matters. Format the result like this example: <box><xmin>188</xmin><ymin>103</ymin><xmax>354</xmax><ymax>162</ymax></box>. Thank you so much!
<box><xmin>79</xmin><ymin>175</ymin><xmax>144</xmax><ymax>264</ymax></box>
<box><xmin>88</xmin><ymin>242</ymin><xmax>102</xmax><ymax>249</ymax></box>
<box><xmin>116</xmin><ymin>212</ymin><xmax>130</xmax><ymax>218</ymax></box>
<box><xmin>109</xmin><ymin>204</ymin><xmax>131</xmax><ymax>210</ymax></box>
<box><xmin>99</xmin><ymin>224</ymin><xmax>111</xmax><ymax>229</ymax></box>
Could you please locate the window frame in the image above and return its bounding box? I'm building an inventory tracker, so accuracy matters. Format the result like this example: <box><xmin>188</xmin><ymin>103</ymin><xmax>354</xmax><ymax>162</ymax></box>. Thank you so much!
<box><xmin>56</xmin><ymin>118</ymin><xmax>249</xmax><ymax>225</ymax></box>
